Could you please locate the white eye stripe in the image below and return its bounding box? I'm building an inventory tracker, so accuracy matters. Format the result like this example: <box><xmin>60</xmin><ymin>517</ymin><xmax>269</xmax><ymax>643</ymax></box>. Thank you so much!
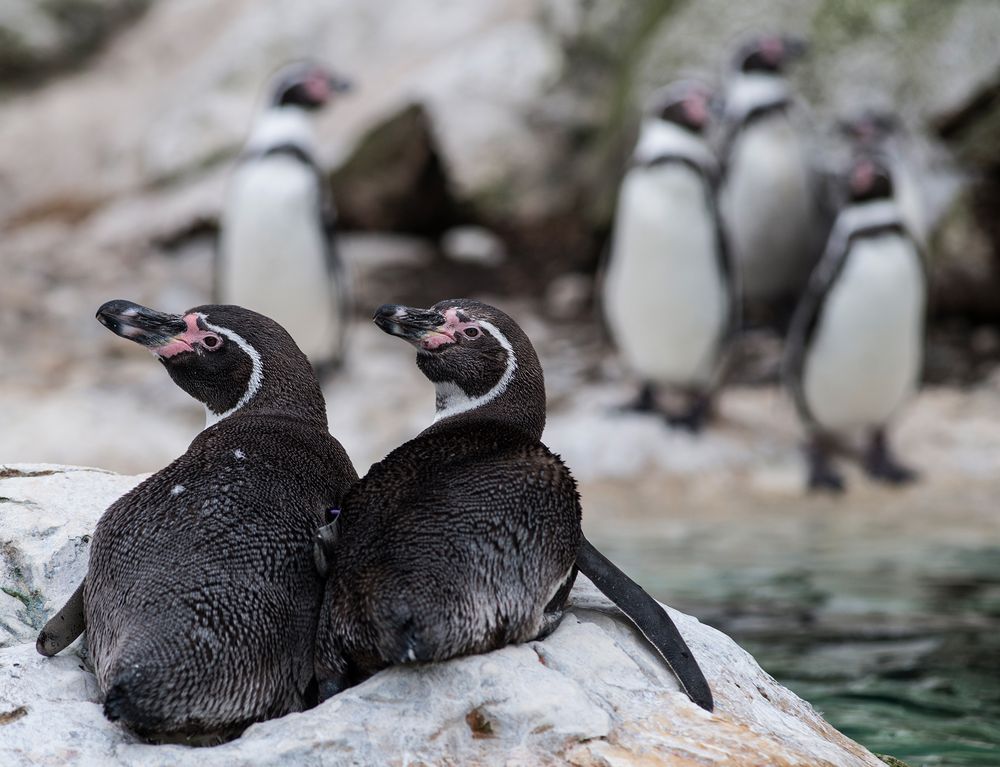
<box><xmin>433</xmin><ymin>320</ymin><xmax>517</xmax><ymax>424</ymax></box>
<box><xmin>198</xmin><ymin>314</ymin><xmax>264</xmax><ymax>429</ymax></box>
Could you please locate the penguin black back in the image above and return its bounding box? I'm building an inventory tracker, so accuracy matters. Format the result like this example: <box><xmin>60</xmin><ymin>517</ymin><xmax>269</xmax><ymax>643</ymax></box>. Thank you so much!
<box><xmin>38</xmin><ymin>301</ymin><xmax>358</xmax><ymax>741</ymax></box>
<box><xmin>314</xmin><ymin>300</ymin><xmax>712</xmax><ymax>711</ymax></box>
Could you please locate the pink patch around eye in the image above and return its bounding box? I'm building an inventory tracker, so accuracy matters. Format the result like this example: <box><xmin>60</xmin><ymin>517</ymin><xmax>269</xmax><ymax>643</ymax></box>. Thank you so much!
<box><xmin>418</xmin><ymin>308</ymin><xmax>480</xmax><ymax>351</ymax></box>
<box><xmin>152</xmin><ymin>314</ymin><xmax>221</xmax><ymax>358</ymax></box>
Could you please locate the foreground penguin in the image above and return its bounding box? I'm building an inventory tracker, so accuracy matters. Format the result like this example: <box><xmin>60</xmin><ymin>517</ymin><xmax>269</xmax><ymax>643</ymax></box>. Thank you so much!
<box><xmin>217</xmin><ymin>61</ymin><xmax>351</xmax><ymax>376</ymax></box>
<box><xmin>37</xmin><ymin>301</ymin><xmax>357</xmax><ymax>741</ymax></box>
<box><xmin>314</xmin><ymin>300</ymin><xmax>713</xmax><ymax>711</ymax></box>
<box><xmin>786</xmin><ymin>155</ymin><xmax>926</xmax><ymax>492</ymax></box>
<box><xmin>719</xmin><ymin>34</ymin><xmax>826</xmax><ymax>306</ymax></box>
<box><xmin>604</xmin><ymin>80</ymin><xmax>736</xmax><ymax>430</ymax></box>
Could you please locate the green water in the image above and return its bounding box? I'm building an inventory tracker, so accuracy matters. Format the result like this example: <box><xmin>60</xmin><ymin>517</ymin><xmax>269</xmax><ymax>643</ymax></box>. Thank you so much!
<box><xmin>601</xmin><ymin>539</ymin><xmax>1000</xmax><ymax>767</ymax></box>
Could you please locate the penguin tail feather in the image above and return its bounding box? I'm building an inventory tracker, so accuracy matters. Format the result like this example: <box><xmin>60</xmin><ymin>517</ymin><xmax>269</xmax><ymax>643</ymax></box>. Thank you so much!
<box><xmin>576</xmin><ymin>536</ymin><xmax>714</xmax><ymax>712</ymax></box>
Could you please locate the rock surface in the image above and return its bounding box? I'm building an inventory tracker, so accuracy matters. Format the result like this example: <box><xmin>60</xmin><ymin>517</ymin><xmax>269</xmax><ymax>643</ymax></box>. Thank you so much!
<box><xmin>0</xmin><ymin>463</ymin><xmax>886</xmax><ymax>766</ymax></box>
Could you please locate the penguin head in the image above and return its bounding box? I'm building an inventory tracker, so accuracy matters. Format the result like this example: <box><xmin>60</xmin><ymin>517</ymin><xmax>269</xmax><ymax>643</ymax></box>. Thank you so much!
<box><xmin>96</xmin><ymin>300</ymin><xmax>327</xmax><ymax>428</ymax></box>
<box><xmin>269</xmin><ymin>61</ymin><xmax>351</xmax><ymax>111</ymax></box>
<box><xmin>733</xmin><ymin>34</ymin><xmax>808</xmax><ymax>74</ymax></box>
<box><xmin>847</xmin><ymin>154</ymin><xmax>895</xmax><ymax>203</ymax></box>
<box><xmin>646</xmin><ymin>80</ymin><xmax>713</xmax><ymax>134</ymax></box>
<box><xmin>373</xmin><ymin>299</ymin><xmax>546</xmax><ymax>439</ymax></box>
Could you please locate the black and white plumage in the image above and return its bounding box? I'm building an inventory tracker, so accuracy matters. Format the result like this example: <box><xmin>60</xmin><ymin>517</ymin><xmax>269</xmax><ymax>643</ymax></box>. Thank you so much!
<box><xmin>37</xmin><ymin>301</ymin><xmax>357</xmax><ymax>741</ymax></box>
<box><xmin>217</xmin><ymin>61</ymin><xmax>352</xmax><ymax>376</ymax></box>
<box><xmin>313</xmin><ymin>300</ymin><xmax>713</xmax><ymax>712</ymax></box>
<box><xmin>719</xmin><ymin>35</ymin><xmax>828</xmax><ymax>304</ymax></box>
<box><xmin>603</xmin><ymin>80</ymin><xmax>736</xmax><ymax>430</ymax></box>
<box><xmin>785</xmin><ymin>156</ymin><xmax>926</xmax><ymax>492</ymax></box>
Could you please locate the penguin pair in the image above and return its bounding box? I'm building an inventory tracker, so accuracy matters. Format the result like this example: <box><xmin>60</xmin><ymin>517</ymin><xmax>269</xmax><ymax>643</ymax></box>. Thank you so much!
<box><xmin>38</xmin><ymin>300</ymin><xmax>358</xmax><ymax>741</ymax></box>
<box><xmin>718</xmin><ymin>34</ymin><xmax>829</xmax><ymax>311</ymax></box>
<box><xmin>603</xmin><ymin>80</ymin><xmax>737</xmax><ymax>431</ymax></box>
<box><xmin>785</xmin><ymin>153</ymin><xmax>926</xmax><ymax>492</ymax></box>
<box><xmin>39</xmin><ymin>298</ymin><xmax>713</xmax><ymax>742</ymax></box>
<box><xmin>314</xmin><ymin>300</ymin><xmax>714</xmax><ymax>712</ymax></box>
<box><xmin>217</xmin><ymin>61</ymin><xmax>352</xmax><ymax>378</ymax></box>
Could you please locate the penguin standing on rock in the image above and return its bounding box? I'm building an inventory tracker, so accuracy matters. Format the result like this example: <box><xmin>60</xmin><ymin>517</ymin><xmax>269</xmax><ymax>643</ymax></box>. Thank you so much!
<box><xmin>603</xmin><ymin>80</ymin><xmax>736</xmax><ymax>431</ymax></box>
<box><xmin>218</xmin><ymin>61</ymin><xmax>352</xmax><ymax>377</ymax></box>
<box><xmin>37</xmin><ymin>301</ymin><xmax>357</xmax><ymax>741</ymax></box>
<box><xmin>785</xmin><ymin>155</ymin><xmax>926</xmax><ymax>492</ymax></box>
<box><xmin>314</xmin><ymin>299</ymin><xmax>713</xmax><ymax>712</ymax></box>
<box><xmin>719</xmin><ymin>34</ymin><xmax>827</xmax><ymax>308</ymax></box>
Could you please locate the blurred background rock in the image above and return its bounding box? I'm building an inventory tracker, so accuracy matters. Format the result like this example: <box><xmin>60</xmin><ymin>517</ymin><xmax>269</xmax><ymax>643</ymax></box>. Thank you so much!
<box><xmin>1</xmin><ymin>2</ymin><xmax>999</xmax><ymax>764</ymax></box>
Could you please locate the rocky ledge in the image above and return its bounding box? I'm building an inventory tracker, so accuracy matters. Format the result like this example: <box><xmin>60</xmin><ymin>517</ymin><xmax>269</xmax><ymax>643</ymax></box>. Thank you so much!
<box><xmin>0</xmin><ymin>464</ymin><xmax>888</xmax><ymax>766</ymax></box>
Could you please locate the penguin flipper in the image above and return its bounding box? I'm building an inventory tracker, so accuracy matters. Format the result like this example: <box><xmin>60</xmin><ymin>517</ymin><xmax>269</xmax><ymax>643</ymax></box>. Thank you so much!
<box><xmin>36</xmin><ymin>579</ymin><xmax>86</xmax><ymax>657</ymax></box>
<box><xmin>576</xmin><ymin>536</ymin><xmax>713</xmax><ymax>712</ymax></box>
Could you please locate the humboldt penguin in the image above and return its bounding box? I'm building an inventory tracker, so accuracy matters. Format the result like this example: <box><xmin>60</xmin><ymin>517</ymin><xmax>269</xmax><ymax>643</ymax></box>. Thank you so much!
<box><xmin>719</xmin><ymin>34</ymin><xmax>827</xmax><ymax>307</ymax></box>
<box><xmin>785</xmin><ymin>155</ymin><xmax>926</xmax><ymax>492</ymax></box>
<box><xmin>217</xmin><ymin>61</ymin><xmax>352</xmax><ymax>377</ymax></box>
<box><xmin>37</xmin><ymin>301</ymin><xmax>358</xmax><ymax>741</ymax></box>
<box><xmin>313</xmin><ymin>300</ymin><xmax>713</xmax><ymax>712</ymax></box>
<box><xmin>603</xmin><ymin>80</ymin><xmax>736</xmax><ymax>430</ymax></box>
<box><xmin>839</xmin><ymin>108</ymin><xmax>928</xmax><ymax>248</ymax></box>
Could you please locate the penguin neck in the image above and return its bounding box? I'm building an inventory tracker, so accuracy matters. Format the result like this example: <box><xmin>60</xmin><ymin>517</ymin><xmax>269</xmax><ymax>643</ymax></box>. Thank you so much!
<box><xmin>837</xmin><ymin>198</ymin><xmax>902</xmax><ymax>236</ymax></box>
<box><xmin>197</xmin><ymin>320</ymin><xmax>327</xmax><ymax>432</ymax></box>
<box><xmin>245</xmin><ymin>106</ymin><xmax>318</xmax><ymax>159</ymax></box>
<box><xmin>633</xmin><ymin>119</ymin><xmax>717</xmax><ymax>173</ymax></box>
<box><xmin>424</xmin><ymin>340</ymin><xmax>546</xmax><ymax>442</ymax></box>
<box><xmin>725</xmin><ymin>72</ymin><xmax>791</xmax><ymax>125</ymax></box>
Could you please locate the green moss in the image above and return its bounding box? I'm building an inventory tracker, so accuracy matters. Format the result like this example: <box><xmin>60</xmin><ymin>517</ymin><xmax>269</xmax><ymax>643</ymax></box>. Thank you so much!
<box><xmin>0</xmin><ymin>586</ymin><xmax>30</xmax><ymax>608</ymax></box>
<box><xmin>876</xmin><ymin>755</ymin><xmax>913</xmax><ymax>767</ymax></box>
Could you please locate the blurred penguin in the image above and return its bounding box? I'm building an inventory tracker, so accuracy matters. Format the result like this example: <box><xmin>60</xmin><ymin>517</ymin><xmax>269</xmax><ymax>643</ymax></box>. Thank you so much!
<box><xmin>785</xmin><ymin>153</ymin><xmax>926</xmax><ymax>492</ymax></box>
<box><xmin>719</xmin><ymin>34</ymin><xmax>828</xmax><ymax>311</ymax></box>
<box><xmin>217</xmin><ymin>61</ymin><xmax>352</xmax><ymax>377</ymax></box>
<box><xmin>839</xmin><ymin>109</ymin><xmax>928</xmax><ymax>248</ymax></box>
<box><xmin>603</xmin><ymin>80</ymin><xmax>737</xmax><ymax>432</ymax></box>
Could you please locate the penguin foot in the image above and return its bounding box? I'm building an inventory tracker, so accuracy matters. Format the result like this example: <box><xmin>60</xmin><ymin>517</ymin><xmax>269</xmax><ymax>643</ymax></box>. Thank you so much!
<box><xmin>534</xmin><ymin>610</ymin><xmax>565</xmax><ymax>642</ymax></box>
<box><xmin>807</xmin><ymin>467</ymin><xmax>846</xmax><ymax>494</ymax></box>
<box><xmin>805</xmin><ymin>438</ymin><xmax>845</xmax><ymax>494</ymax></box>
<box><xmin>664</xmin><ymin>396</ymin><xmax>711</xmax><ymax>434</ymax></box>
<box><xmin>864</xmin><ymin>430</ymin><xmax>918</xmax><ymax>486</ymax></box>
<box><xmin>614</xmin><ymin>383</ymin><xmax>658</xmax><ymax>415</ymax></box>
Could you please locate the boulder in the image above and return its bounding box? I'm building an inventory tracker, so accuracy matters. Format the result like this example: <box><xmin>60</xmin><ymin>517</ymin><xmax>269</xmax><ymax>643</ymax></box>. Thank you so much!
<box><xmin>1</xmin><ymin>463</ymin><xmax>891</xmax><ymax>766</ymax></box>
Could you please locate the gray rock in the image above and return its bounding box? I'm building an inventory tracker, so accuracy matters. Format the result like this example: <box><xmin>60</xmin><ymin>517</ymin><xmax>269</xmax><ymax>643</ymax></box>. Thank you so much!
<box><xmin>0</xmin><ymin>463</ymin><xmax>887</xmax><ymax>765</ymax></box>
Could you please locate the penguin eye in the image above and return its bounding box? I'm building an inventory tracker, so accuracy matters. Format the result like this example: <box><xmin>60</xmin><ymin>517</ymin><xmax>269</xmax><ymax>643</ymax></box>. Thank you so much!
<box><xmin>202</xmin><ymin>335</ymin><xmax>222</xmax><ymax>351</ymax></box>
<box><xmin>463</xmin><ymin>328</ymin><xmax>480</xmax><ymax>339</ymax></box>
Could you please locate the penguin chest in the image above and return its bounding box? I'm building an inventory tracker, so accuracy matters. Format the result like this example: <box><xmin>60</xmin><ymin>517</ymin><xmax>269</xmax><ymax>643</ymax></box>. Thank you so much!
<box><xmin>219</xmin><ymin>158</ymin><xmax>341</xmax><ymax>363</ymax></box>
<box><xmin>604</xmin><ymin>165</ymin><xmax>728</xmax><ymax>386</ymax></box>
<box><xmin>722</xmin><ymin>117</ymin><xmax>817</xmax><ymax>297</ymax></box>
<box><xmin>803</xmin><ymin>235</ymin><xmax>925</xmax><ymax>432</ymax></box>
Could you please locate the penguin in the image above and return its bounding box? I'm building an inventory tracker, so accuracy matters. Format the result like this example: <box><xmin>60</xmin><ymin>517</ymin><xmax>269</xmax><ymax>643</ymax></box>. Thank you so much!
<box><xmin>785</xmin><ymin>154</ymin><xmax>926</xmax><ymax>492</ymax></box>
<box><xmin>313</xmin><ymin>300</ymin><xmax>713</xmax><ymax>712</ymax></box>
<box><xmin>838</xmin><ymin>108</ymin><xmax>928</xmax><ymax>248</ymax></box>
<box><xmin>36</xmin><ymin>300</ymin><xmax>358</xmax><ymax>741</ymax></box>
<box><xmin>603</xmin><ymin>80</ymin><xmax>736</xmax><ymax>431</ymax></box>
<box><xmin>217</xmin><ymin>61</ymin><xmax>352</xmax><ymax>378</ymax></box>
<box><xmin>719</xmin><ymin>34</ymin><xmax>828</xmax><ymax>308</ymax></box>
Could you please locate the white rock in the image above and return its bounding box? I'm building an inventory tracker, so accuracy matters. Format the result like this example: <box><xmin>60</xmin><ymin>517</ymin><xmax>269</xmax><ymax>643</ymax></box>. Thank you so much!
<box><xmin>0</xmin><ymin>465</ymin><xmax>886</xmax><ymax>766</ymax></box>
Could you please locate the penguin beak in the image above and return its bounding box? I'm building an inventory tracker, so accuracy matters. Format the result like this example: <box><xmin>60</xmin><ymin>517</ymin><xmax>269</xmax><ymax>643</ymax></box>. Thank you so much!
<box><xmin>96</xmin><ymin>300</ymin><xmax>188</xmax><ymax>349</ymax></box>
<box><xmin>327</xmin><ymin>73</ymin><xmax>353</xmax><ymax>94</ymax></box>
<box><xmin>373</xmin><ymin>304</ymin><xmax>449</xmax><ymax>348</ymax></box>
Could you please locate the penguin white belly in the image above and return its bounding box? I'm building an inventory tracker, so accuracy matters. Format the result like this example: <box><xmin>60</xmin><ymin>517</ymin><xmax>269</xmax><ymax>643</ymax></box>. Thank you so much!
<box><xmin>219</xmin><ymin>157</ymin><xmax>341</xmax><ymax>364</ymax></box>
<box><xmin>803</xmin><ymin>235</ymin><xmax>924</xmax><ymax>432</ymax></box>
<box><xmin>722</xmin><ymin>117</ymin><xmax>816</xmax><ymax>299</ymax></box>
<box><xmin>604</xmin><ymin>165</ymin><xmax>727</xmax><ymax>387</ymax></box>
